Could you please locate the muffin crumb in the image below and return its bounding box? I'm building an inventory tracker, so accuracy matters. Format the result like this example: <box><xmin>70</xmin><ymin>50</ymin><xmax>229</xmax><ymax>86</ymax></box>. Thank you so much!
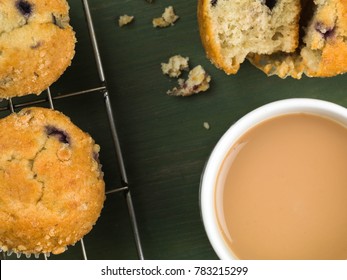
<box><xmin>161</xmin><ymin>55</ymin><xmax>189</xmax><ymax>78</ymax></box>
<box><xmin>118</xmin><ymin>15</ymin><xmax>134</xmax><ymax>27</ymax></box>
<box><xmin>203</xmin><ymin>122</ymin><xmax>210</xmax><ymax>130</ymax></box>
<box><xmin>153</xmin><ymin>6</ymin><xmax>179</xmax><ymax>28</ymax></box>
<box><xmin>167</xmin><ymin>65</ymin><xmax>211</xmax><ymax>97</ymax></box>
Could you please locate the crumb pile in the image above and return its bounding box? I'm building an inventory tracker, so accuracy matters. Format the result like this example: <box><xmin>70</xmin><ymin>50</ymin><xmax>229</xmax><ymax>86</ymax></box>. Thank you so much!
<box><xmin>119</xmin><ymin>3</ymin><xmax>212</xmax><ymax>95</ymax></box>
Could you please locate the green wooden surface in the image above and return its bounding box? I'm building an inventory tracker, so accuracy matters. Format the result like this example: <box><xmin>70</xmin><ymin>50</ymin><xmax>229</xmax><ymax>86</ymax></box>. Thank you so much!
<box><xmin>5</xmin><ymin>0</ymin><xmax>347</xmax><ymax>260</ymax></box>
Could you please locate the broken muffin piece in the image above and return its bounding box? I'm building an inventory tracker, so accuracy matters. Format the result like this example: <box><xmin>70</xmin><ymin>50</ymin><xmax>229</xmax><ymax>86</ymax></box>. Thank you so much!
<box><xmin>198</xmin><ymin>0</ymin><xmax>300</xmax><ymax>74</ymax></box>
<box><xmin>199</xmin><ymin>0</ymin><xmax>347</xmax><ymax>78</ymax></box>
<box><xmin>248</xmin><ymin>0</ymin><xmax>347</xmax><ymax>78</ymax></box>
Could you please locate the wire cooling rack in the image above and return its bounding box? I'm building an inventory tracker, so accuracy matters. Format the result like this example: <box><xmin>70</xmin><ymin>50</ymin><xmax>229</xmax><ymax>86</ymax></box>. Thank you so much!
<box><xmin>0</xmin><ymin>0</ymin><xmax>144</xmax><ymax>260</ymax></box>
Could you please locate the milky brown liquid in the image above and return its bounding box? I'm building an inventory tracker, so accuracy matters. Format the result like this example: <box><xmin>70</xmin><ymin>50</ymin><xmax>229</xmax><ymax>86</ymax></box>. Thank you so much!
<box><xmin>215</xmin><ymin>113</ymin><xmax>347</xmax><ymax>259</ymax></box>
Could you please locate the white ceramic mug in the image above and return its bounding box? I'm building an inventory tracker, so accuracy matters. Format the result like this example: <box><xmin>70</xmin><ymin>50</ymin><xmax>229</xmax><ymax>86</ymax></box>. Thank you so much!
<box><xmin>200</xmin><ymin>98</ymin><xmax>347</xmax><ymax>259</ymax></box>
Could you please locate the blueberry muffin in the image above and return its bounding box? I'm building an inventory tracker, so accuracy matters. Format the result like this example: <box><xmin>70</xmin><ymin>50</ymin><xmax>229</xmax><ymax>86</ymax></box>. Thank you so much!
<box><xmin>0</xmin><ymin>107</ymin><xmax>105</xmax><ymax>256</ymax></box>
<box><xmin>0</xmin><ymin>0</ymin><xmax>76</xmax><ymax>98</ymax></box>
<box><xmin>198</xmin><ymin>0</ymin><xmax>301</xmax><ymax>74</ymax></box>
<box><xmin>248</xmin><ymin>0</ymin><xmax>347</xmax><ymax>78</ymax></box>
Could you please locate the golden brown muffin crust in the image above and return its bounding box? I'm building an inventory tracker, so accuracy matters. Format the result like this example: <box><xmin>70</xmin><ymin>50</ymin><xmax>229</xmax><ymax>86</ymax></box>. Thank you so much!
<box><xmin>197</xmin><ymin>0</ymin><xmax>237</xmax><ymax>74</ymax></box>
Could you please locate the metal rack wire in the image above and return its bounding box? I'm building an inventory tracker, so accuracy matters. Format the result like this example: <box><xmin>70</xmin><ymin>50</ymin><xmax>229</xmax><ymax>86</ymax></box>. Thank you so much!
<box><xmin>0</xmin><ymin>0</ymin><xmax>144</xmax><ymax>260</ymax></box>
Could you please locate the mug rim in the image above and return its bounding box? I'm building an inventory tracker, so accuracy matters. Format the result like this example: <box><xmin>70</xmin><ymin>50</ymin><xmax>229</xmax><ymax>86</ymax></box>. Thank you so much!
<box><xmin>199</xmin><ymin>98</ymin><xmax>347</xmax><ymax>260</ymax></box>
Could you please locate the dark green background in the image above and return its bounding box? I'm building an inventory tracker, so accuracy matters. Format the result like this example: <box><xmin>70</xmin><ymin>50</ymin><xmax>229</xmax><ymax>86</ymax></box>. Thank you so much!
<box><xmin>4</xmin><ymin>0</ymin><xmax>347</xmax><ymax>260</ymax></box>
